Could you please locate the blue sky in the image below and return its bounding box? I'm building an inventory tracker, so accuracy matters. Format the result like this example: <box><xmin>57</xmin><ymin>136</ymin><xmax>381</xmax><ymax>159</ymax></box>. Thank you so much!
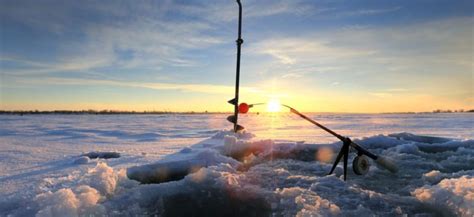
<box><xmin>1</xmin><ymin>0</ymin><xmax>472</xmax><ymax>112</ymax></box>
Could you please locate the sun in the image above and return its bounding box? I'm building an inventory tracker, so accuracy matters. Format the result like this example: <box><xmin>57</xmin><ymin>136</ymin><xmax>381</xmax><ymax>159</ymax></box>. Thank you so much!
<box><xmin>266</xmin><ymin>98</ymin><xmax>281</xmax><ymax>112</ymax></box>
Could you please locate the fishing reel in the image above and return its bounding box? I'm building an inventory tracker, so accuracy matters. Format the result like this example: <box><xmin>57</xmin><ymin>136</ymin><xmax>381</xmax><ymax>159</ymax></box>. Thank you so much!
<box><xmin>352</xmin><ymin>154</ymin><xmax>370</xmax><ymax>175</ymax></box>
<box><xmin>328</xmin><ymin>137</ymin><xmax>397</xmax><ymax>180</ymax></box>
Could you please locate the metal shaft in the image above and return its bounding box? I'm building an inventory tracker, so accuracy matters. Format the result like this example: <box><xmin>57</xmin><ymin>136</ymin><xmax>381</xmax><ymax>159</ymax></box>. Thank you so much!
<box><xmin>233</xmin><ymin>0</ymin><xmax>243</xmax><ymax>132</ymax></box>
<box><xmin>285</xmin><ymin>105</ymin><xmax>345</xmax><ymax>141</ymax></box>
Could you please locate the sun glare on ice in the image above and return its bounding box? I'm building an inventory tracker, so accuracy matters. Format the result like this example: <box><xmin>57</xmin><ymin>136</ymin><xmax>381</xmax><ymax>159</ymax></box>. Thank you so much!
<box><xmin>266</xmin><ymin>98</ymin><xmax>281</xmax><ymax>112</ymax></box>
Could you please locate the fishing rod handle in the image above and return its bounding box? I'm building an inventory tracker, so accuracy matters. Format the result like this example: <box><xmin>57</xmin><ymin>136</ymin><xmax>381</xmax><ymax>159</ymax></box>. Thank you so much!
<box><xmin>375</xmin><ymin>156</ymin><xmax>399</xmax><ymax>173</ymax></box>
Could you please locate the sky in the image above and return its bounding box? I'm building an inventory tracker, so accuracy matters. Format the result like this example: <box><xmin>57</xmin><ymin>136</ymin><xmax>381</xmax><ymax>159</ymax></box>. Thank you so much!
<box><xmin>0</xmin><ymin>0</ymin><xmax>473</xmax><ymax>113</ymax></box>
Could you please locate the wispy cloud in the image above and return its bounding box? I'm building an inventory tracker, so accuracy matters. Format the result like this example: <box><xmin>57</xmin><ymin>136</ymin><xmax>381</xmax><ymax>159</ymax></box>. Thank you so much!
<box><xmin>281</xmin><ymin>73</ymin><xmax>303</xmax><ymax>79</ymax></box>
<box><xmin>2</xmin><ymin>23</ymin><xmax>221</xmax><ymax>76</ymax></box>
<box><xmin>250</xmin><ymin>38</ymin><xmax>375</xmax><ymax>65</ymax></box>
<box><xmin>369</xmin><ymin>92</ymin><xmax>393</xmax><ymax>98</ymax></box>
<box><xmin>343</xmin><ymin>7</ymin><xmax>402</xmax><ymax>16</ymax></box>
<box><xmin>3</xmin><ymin>0</ymin><xmax>320</xmax><ymax>77</ymax></box>
<box><xmin>13</xmin><ymin>77</ymin><xmax>262</xmax><ymax>96</ymax></box>
<box><xmin>369</xmin><ymin>88</ymin><xmax>408</xmax><ymax>98</ymax></box>
<box><xmin>175</xmin><ymin>0</ymin><xmax>319</xmax><ymax>23</ymax></box>
<box><xmin>1</xmin><ymin>0</ymin><xmax>224</xmax><ymax>77</ymax></box>
<box><xmin>1</xmin><ymin>56</ymin><xmax>111</xmax><ymax>76</ymax></box>
<box><xmin>249</xmin><ymin>17</ymin><xmax>472</xmax><ymax>80</ymax></box>
<box><xmin>84</xmin><ymin>19</ymin><xmax>223</xmax><ymax>69</ymax></box>
<box><xmin>386</xmin><ymin>88</ymin><xmax>408</xmax><ymax>92</ymax></box>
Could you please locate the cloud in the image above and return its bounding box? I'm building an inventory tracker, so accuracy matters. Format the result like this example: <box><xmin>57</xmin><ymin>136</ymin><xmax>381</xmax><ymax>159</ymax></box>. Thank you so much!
<box><xmin>368</xmin><ymin>87</ymin><xmax>411</xmax><ymax>98</ymax></box>
<box><xmin>386</xmin><ymin>88</ymin><xmax>408</xmax><ymax>92</ymax></box>
<box><xmin>250</xmin><ymin>38</ymin><xmax>375</xmax><ymax>65</ymax></box>
<box><xmin>1</xmin><ymin>0</ymin><xmax>224</xmax><ymax>77</ymax></box>
<box><xmin>249</xmin><ymin>17</ymin><xmax>472</xmax><ymax>87</ymax></box>
<box><xmin>13</xmin><ymin>77</ymin><xmax>261</xmax><ymax>96</ymax></box>
<box><xmin>2</xmin><ymin>0</ymin><xmax>322</xmax><ymax>77</ymax></box>
<box><xmin>84</xmin><ymin>19</ymin><xmax>222</xmax><ymax>69</ymax></box>
<box><xmin>175</xmin><ymin>0</ymin><xmax>319</xmax><ymax>23</ymax></box>
<box><xmin>1</xmin><ymin>56</ymin><xmax>111</xmax><ymax>76</ymax></box>
<box><xmin>342</xmin><ymin>7</ymin><xmax>402</xmax><ymax>17</ymax></box>
<box><xmin>281</xmin><ymin>73</ymin><xmax>303</xmax><ymax>79</ymax></box>
<box><xmin>368</xmin><ymin>92</ymin><xmax>393</xmax><ymax>98</ymax></box>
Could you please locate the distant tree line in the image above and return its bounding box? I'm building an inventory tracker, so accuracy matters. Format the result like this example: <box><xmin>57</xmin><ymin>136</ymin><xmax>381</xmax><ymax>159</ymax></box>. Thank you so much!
<box><xmin>0</xmin><ymin>110</ymin><xmax>228</xmax><ymax>115</ymax></box>
<box><xmin>432</xmin><ymin>109</ymin><xmax>474</xmax><ymax>113</ymax></box>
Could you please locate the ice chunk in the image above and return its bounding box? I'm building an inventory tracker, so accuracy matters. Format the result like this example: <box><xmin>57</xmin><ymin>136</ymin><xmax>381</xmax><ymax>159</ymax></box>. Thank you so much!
<box><xmin>223</xmin><ymin>137</ymin><xmax>274</xmax><ymax>161</ymax></box>
<box><xmin>211</xmin><ymin>130</ymin><xmax>254</xmax><ymax>140</ymax></box>
<box><xmin>35</xmin><ymin>186</ymin><xmax>105</xmax><ymax>217</ymax></box>
<box><xmin>423</xmin><ymin>170</ymin><xmax>443</xmax><ymax>183</ymax></box>
<box><xmin>354</xmin><ymin>135</ymin><xmax>406</xmax><ymax>149</ymax></box>
<box><xmin>35</xmin><ymin>188</ymin><xmax>79</xmax><ymax>217</ymax></box>
<box><xmin>393</xmin><ymin>143</ymin><xmax>420</xmax><ymax>154</ymax></box>
<box><xmin>110</xmin><ymin>164</ymin><xmax>272</xmax><ymax>216</ymax></box>
<box><xmin>74</xmin><ymin>185</ymin><xmax>102</xmax><ymax>208</ymax></box>
<box><xmin>423</xmin><ymin>170</ymin><xmax>474</xmax><ymax>184</ymax></box>
<box><xmin>413</xmin><ymin>175</ymin><xmax>474</xmax><ymax>217</ymax></box>
<box><xmin>389</xmin><ymin>132</ymin><xmax>452</xmax><ymax>144</ymax></box>
<box><xmin>80</xmin><ymin>162</ymin><xmax>122</xmax><ymax>196</ymax></box>
<box><xmin>82</xmin><ymin>152</ymin><xmax>120</xmax><ymax>159</ymax></box>
<box><xmin>224</xmin><ymin>135</ymin><xmax>237</xmax><ymax>148</ymax></box>
<box><xmin>179</xmin><ymin>147</ymin><xmax>192</xmax><ymax>153</ymax></box>
<box><xmin>127</xmin><ymin>149</ymin><xmax>240</xmax><ymax>184</ymax></box>
<box><xmin>73</xmin><ymin>156</ymin><xmax>90</xmax><ymax>164</ymax></box>
<box><xmin>275</xmin><ymin>187</ymin><xmax>340</xmax><ymax>217</ymax></box>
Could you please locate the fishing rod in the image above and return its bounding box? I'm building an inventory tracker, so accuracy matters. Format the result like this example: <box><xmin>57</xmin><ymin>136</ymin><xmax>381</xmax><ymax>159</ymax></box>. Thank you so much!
<box><xmin>281</xmin><ymin>104</ymin><xmax>398</xmax><ymax>180</ymax></box>
<box><xmin>227</xmin><ymin>0</ymin><xmax>244</xmax><ymax>132</ymax></box>
<box><xmin>236</xmin><ymin>102</ymin><xmax>398</xmax><ymax>180</ymax></box>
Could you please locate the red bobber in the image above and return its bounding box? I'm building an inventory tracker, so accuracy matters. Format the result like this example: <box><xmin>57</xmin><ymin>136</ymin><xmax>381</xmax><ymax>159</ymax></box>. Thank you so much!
<box><xmin>238</xmin><ymin>103</ymin><xmax>250</xmax><ymax>114</ymax></box>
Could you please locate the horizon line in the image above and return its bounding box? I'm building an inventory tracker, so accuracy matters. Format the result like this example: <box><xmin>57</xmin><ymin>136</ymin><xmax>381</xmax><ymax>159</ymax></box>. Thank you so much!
<box><xmin>1</xmin><ymin>109</ymin><xmax>472</xmax><ymax>115</ymax></box>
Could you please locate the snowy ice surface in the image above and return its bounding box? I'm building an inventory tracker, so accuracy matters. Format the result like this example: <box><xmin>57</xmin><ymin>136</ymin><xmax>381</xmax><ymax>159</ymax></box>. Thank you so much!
<box><xmin>0</xmin><ymin>113</ymin><xmax>473</xmax><ymax>216</ymax></box>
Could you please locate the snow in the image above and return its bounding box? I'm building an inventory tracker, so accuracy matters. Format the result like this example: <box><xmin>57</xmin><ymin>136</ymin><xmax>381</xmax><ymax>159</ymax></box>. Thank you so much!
<box><xmin>81</xmin><ymin>162</ymin><xmax>121</xmax><ymax>196</ymax></box>
<box><xmin>413</xmin><ymin>176</ymin><xmax>474</xmax><ymax>217</ymax></box>
<box><xmin>0</xmin><ymin>113</ymin><xmax>473</xmax><ymax>216</ymax></box>
<box><xmin>73</xmin><ymin>156</ymin><xmax>90</xmax><ymax>165</ymax></box>
<box><xmin>276</xmin><ymin>187</ymin><xmax>341</xmax><ymax>216</ymax></box>
<box><xmin>35</xmin><ymin>186</ymin><xmax>106</xmax><ymax>217</ymax></box>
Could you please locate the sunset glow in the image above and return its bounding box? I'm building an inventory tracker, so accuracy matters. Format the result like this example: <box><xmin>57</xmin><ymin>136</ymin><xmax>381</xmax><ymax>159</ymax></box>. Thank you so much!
<box><xmin>0</xmin><ymin>1</ymin><xmax>472</xmax><ymax>113</ymax></box>
<box><xmin>266</xmin><ymin>98</ymin><xmax>282</xmax><ymax>113</ymax></box>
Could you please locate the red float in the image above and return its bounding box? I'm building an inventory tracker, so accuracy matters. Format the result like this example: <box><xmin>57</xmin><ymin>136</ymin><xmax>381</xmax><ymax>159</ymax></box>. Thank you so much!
<box><xmin>238</xmin><ymin>103</ymin><xmax>249</xmax><ymax>114</ymax></box>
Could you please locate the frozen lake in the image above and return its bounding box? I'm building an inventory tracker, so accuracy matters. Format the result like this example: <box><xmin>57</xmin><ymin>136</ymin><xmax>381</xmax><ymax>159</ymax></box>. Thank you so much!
<box><xmin>0</xmin><ymin>113</ymin><xmax>473</xmax><ymax>216</ymax></box>
<box><xmin>1</xmin><ymin>112</ymin><xmax>472</xmax><ymax>145</ymax></box>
